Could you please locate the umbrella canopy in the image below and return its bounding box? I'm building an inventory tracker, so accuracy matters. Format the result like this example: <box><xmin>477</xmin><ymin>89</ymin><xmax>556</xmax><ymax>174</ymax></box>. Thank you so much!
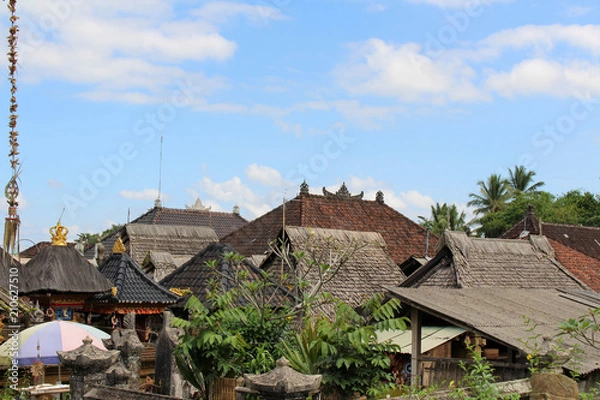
<box><xmin>0</xmin><ymin>320</ymin><xmax>110</xmax><ymax>366</ymax></box>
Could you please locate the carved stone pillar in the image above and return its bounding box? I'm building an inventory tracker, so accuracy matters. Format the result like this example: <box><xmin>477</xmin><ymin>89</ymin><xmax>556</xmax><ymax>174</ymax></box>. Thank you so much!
<box><xmin>57</xmin><ymin>337</ymin><xmax>120</xmax><ymax>400</ymax></box>
<box><xmin>102</xmin><ymin>313</ymin><xmax>145</xmax><ymax>390</ymax></box>
<box><xmin>243</xmin><ymin>357</ymin><xmax>321</xmax><ymax>400</ymax></box>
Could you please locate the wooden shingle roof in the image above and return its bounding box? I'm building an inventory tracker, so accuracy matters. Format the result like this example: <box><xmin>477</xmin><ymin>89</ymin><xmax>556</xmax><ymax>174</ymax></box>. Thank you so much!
<box><xmin>221</xmin><ymin>185</ymin><xmax>436</xmax><ymax>265</ymax></box>
<box><xmin>125</xmin><ymin>224</ymin><xmax>218</xmax><ymax>265</ymax></box>
<box><xmin>386</xmin><ymin>287</ymin><xmax>600</xmax><ymax>375</ymax></box>
<box><xmin>261</xmin><ymin>226</ymin><xmax>406</xmax><ymax>316</ymax></box>
<box><xmin>160</xmin><ymin>243</ymin><xmax>293</xmax><ymax>306</ymax></box>
<box><xmin>401</xmin><ymin>231</ymin><xmax>586</xmax><ymax>290</ymax></box>
<box><xmin>133</xmin><ymin>206</ymin><xmax>247</xmax><ymax>238</ymax></box>
<box><xmin>503</xmin><ymin>206</ymin><xmax>600</xmax><ymax>291</ymax></box>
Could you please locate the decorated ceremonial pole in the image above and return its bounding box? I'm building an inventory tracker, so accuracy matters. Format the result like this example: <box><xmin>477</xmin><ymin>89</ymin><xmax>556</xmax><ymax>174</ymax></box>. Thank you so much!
<box><xmin>4</xmin><ymin>0</ymin><xmax>20</xmax><ymax>255</ymax></box>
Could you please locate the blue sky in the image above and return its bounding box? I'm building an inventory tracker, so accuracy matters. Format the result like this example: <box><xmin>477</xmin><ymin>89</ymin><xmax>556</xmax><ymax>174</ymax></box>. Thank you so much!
<box><xmin>1</xmin><ymin>0</ymin><xmax>600</xmax><ymax>245</ymax></box>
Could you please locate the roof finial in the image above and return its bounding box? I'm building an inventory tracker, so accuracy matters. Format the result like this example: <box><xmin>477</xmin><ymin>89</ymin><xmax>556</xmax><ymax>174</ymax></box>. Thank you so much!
<box><xmin>300</xmin><ymin>180</ymin><xmax>309</xmax><ymax>195</ymax></box>
<box><xmin>376</xmin><ymin>190</ymin><xmax>384</xmax><ymax>204</ymax></box>
<box><xmin>113</xmin><ymin>236</ymin><xmax>126</xmax><ymax>254</ymax></box>
<box><xmin>50</xmin><ymin>221</ymin><xmax>69</xmax><ymax>246</ymax></box>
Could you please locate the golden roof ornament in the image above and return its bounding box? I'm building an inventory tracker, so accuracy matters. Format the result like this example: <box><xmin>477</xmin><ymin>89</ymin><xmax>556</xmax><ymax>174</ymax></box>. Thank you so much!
<box><xmin>111</xmin><ymin>287</ymin><xmax>118</xmax><ymax>297</ymax></box>
<box><xmin>112</xmin><ymin>237</ymin><xmax>126</xmax><ymax>254</ymax></box>
<box><xmin>49</xmin><ymin>222</ymin><xmax>69</xmax><ymax>246</ymax></box>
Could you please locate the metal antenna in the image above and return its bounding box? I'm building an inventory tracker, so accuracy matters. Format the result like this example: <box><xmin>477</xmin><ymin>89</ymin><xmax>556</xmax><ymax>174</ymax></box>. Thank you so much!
<box><xmin>155</xmin><ymin>132</ymin><xmax>164</xmax><ymax>208</ymax></box>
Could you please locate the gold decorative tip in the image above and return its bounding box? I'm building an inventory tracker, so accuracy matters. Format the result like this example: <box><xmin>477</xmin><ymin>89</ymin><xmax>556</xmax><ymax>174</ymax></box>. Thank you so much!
<box><xmin>49</xmin><ymin>222</ymin><xmax>69</xmax><ymax>246</ymax></box>
<box><xmin>111</xmin><ymin>287</ymin><xmax>118</xmax><ymax>297</ymax></box>
<box><xmin>112</xmin><ymin>237</ymin><xmax>126</xmax><ymax>254</ymax></box>
<box><xmin>169</xmin><ymin>287</ymin><xmax>190</xmax><ymax>297</ymax></box>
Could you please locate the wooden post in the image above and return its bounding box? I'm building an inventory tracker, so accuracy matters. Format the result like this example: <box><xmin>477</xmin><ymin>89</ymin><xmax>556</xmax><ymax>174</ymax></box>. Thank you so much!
<box><xmin>411</xmin><ymin>307</ymin><xmax>422</xmax><ymax>389</ymax></box>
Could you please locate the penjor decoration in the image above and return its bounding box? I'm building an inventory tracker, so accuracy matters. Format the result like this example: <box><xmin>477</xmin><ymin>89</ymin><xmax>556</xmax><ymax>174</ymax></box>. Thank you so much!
<box><xmin>3</xmin><ymin>0</ymin><xmax>20</xmax><ymax>254</ymax></box>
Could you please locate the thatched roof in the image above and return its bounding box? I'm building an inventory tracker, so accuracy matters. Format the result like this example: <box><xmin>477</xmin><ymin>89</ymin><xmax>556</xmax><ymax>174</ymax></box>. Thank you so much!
<box><xmin>260</xmin><ymin>226</ymin><xmax>405</xmax><ymax>316</ymax></box>
<box><xmin>401</xmin><ymin>231</ymin><xmax>587</xmax><ymax>289</ymax></box>
<box><xmin>160</xmin><ymin>243</ymin><xmax>293</xmax><ymax>307</ymax></box>
<box><xmin>142</xmin><ymin>251</ymin><xmax>179</xmax><ymax>282</ymax></box>
<box><xmin>94</xmin><ymin>252</ymin><xmax>178</xmax><ymax>306</ymax></box>
<box><xmin>386</xmin><ymin>287</ymin><xmax>600</xmax><ymax>375</ymax></box>
<box><xmin>121</xmin><ymin>223</ymin><xmax>218</xmax><ymax>266</ymax></box>
<box><xmin>84</xmin><ymin>205</ymin><xmax>247</xmax><ymax>262</ymax></box>
<box><xmin>20</xmin><ymin>245</ymin><xmax>113</xmax><ymax>295</ymax></box>
<box><xmin>221</xmin><ymin>183</ymin><xmax>436</xmax><ymax>265</ymax></box>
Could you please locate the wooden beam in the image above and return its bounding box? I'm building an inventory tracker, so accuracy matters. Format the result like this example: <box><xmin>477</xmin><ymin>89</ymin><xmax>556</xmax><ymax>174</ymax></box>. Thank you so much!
<box><xmin>411</xmin><ymin>307</ymin><xmax>422</xmax><ymax>388</ymax></box>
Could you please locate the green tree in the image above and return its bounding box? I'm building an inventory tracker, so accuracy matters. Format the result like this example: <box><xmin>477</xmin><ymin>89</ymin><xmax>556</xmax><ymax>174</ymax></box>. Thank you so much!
<box><xmin>173</xmin><ymin>243</ymin><xmax>409</xmax><ymax>400</ymax></box>
<box><xmin>77</xmin><ymin>224</ymin><xmax>123</xmax><ymax>246</ymax></box>
<box><xmin>476</xmin><ymin>191</ymin><xmax>556</xmax><ymax>238</ymax></box>
<box><xmin>419</xmin><ymin>202</ymin><xmax>469</xmax><ymax>235</ymax></box>
<box><xmin>468</xmin><ymin>174</ymin><xmax>511</xmax><ymax>216</ymax></box>
<box><xmin>279</xmin><ymin>294</ymin><xmax>408</xmax><ymax>399</ymax></box>
<box><xmin>507</xmin><ymin>165</ymin><xmax>545</xmax><ymax>196</ymax></box>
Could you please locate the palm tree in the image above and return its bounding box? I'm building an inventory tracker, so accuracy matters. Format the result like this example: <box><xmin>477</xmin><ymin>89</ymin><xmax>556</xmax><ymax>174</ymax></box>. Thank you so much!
<box><xmin>508</xmin><ymin>165</ymin><xmax>545</xmax><ymax>195</ymax></box>
<box><xmin>418</xmin><ymin>202</ymin><xmax>468</xmax><ymax>235</ymax></box>
<box><xmin>468</xmin><ymin>174</ymin><xmax>511</xmax><ymax>215</ymax></box>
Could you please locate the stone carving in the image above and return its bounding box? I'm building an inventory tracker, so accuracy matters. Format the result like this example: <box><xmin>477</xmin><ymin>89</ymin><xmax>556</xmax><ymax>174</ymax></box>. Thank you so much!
<box><xmin>57</xmin><ymin>336</ymin><xmax>120</xmax><ymax>400</ymax></box>
<box><xmin>322</xmin><ymin>182</ymin><xmax>363</xmax><ymax>200</ymax></box>
<box><xmin>243</xmin><ymin>357</ymin><xmax>321</xmax><ymax>400</ymax></box>
<box><xmin>103</xmin><ymin>314</ymin><xmax>144</xmax><ymax>390</ymax></box>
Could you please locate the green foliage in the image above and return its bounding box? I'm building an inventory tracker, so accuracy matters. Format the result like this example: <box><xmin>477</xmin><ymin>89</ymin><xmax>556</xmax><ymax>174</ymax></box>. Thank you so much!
<box><xmin>507</xmin><ymin>165</ymin><xmax>545</xmax><ymax>195</ymax></box>
<box><xmin>558</xmin><ymin>307</ymin><xmax>600</xmax><ymax>350</ymax></box>
<box><xmin>172</xmin><ymin>259</ymin><xmax>293</xmax><ymax>400</ymax></box>
<box><xmin>449</xmin><ymin>343</ymin><xmax>519</xmax><ymax>400</ymax></box>
<box><xmin>418</xmin><ymin>202</ymin><xmax>469</xmax><ymax>235</ymax></box>
<box><xmin>279</xmin><ymin>293</ymin><xmax>409</xmax><ymax>399</ymax></box>
<box><xmin>468</xmin><ymin>174</ymin><xmax>511</xmax><ymax>216</ymax></box>
<box><xmin>77</xmin><ymin>223</ymin><xmax>123</xmax><ymax>245</ymax></box>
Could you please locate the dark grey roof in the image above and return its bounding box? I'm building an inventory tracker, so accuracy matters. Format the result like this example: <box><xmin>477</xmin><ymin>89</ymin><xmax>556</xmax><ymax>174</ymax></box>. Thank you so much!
<box><xmin>160</xmin><ymin>243</ymin><xmax>293</xmax><ymax>307</ymax></box>
<box><xmin>385</xmin><ymin>287</ymin><xmax>600</xmax><ymax>375</ymax></box>
<box><xmin>95</xmin><ymin>252</ymin><xmax>178</xmax><ymax>304</ymax></box>
<box><xmin>20</xmin><ymin>245</ymin><xmax>112</xmax><ymax>295</ymax></box>
<box><xmin>401</xmin><ymin>231</ymin><xmax>586</xmax><ymax>290</ymax></box>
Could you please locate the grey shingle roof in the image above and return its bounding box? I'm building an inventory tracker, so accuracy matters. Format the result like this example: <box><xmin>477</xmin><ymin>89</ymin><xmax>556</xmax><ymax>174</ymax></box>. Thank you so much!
<box><xmin>401</xmin><ymin>231</ymin><xmax>586</xmax><ymax>290</ymax></box>
<box><xmin>95</xmin><ymin>252</ymin><xmax>178</xmax><ymax>305</ymax></box>
<box><xmin>160</xmin><ymin>243</ymin><xmax>294</xmax><ymax>307</ymax></box>
<box><xmin>260</xmin><ymin>226</ymin><xmax>406</xmax><ymax>317</ymax></box>
<box><xmin>385</xmin><ymin>287</ymin><xmax>600</xmax><ymax>375</ymax></box>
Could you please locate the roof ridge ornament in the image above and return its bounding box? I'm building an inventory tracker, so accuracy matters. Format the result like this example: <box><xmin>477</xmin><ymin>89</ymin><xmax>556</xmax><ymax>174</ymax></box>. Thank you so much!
<box><xmin>322</xmin><ymin>182</ymin><xmax>364</xmax><ymax>200</ymax></box>
<box><xmin>50</xmin><ymin>221</ymin><xmax>69</xmax><ymax>246</ymax></box>
<box><xmin>113</xmin><ymin>237</ymin><xmax>126</xmax><ymax>254</ymax></box>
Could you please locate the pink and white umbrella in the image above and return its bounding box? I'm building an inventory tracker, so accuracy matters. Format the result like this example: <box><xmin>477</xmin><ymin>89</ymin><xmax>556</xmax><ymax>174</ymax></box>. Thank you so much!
<box><xmin>0</xmin><ymin>320</ymin><xmax>110</xmax><ymax>366</ymax></box>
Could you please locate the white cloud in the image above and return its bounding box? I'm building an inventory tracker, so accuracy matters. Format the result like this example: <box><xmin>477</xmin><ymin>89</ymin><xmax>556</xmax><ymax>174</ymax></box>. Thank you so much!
<box><xmin>120</xmin><ymin>188</ymin><xmax>168</xmax><ymax>201</ymax></box>
<box><xmin>197</xmin><ymin>176</ymin><xmax>272</xmax><ymax>218</ymax></box>
<box><xmin>12</xmin><ymin>1</ymin><xmax>285</xmax><ymax>104</ymax></box>
<box><xmin>245</xmin><ymin>164</ymin><xmax>290</xmax><ymax>188</ymax></box>
<box><xmin>482</xmin><ymin>24</ymin><xmax>600</xmax><ymax>56</ymax></box>
<box><xmin>485</xmin><ymin>58</ymin><xmax>600</xmax><ymax>97</ymax></box>
<box><xmin>192</xmin><ymin>1</ymin><xmax>287</xmax><ymax>26</ymax></box>
<box><xmin>335</xmin><ymin>39</ymin><xmax>486</xmax><ymax>104</ymax></box>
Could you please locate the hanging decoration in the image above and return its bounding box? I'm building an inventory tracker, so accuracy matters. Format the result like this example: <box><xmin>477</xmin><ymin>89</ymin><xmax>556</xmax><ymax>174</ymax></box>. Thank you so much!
<box><xmin>3</xmin><ymin>0</ymin><xmax>20</xmax><ymax>254</ymax></box>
